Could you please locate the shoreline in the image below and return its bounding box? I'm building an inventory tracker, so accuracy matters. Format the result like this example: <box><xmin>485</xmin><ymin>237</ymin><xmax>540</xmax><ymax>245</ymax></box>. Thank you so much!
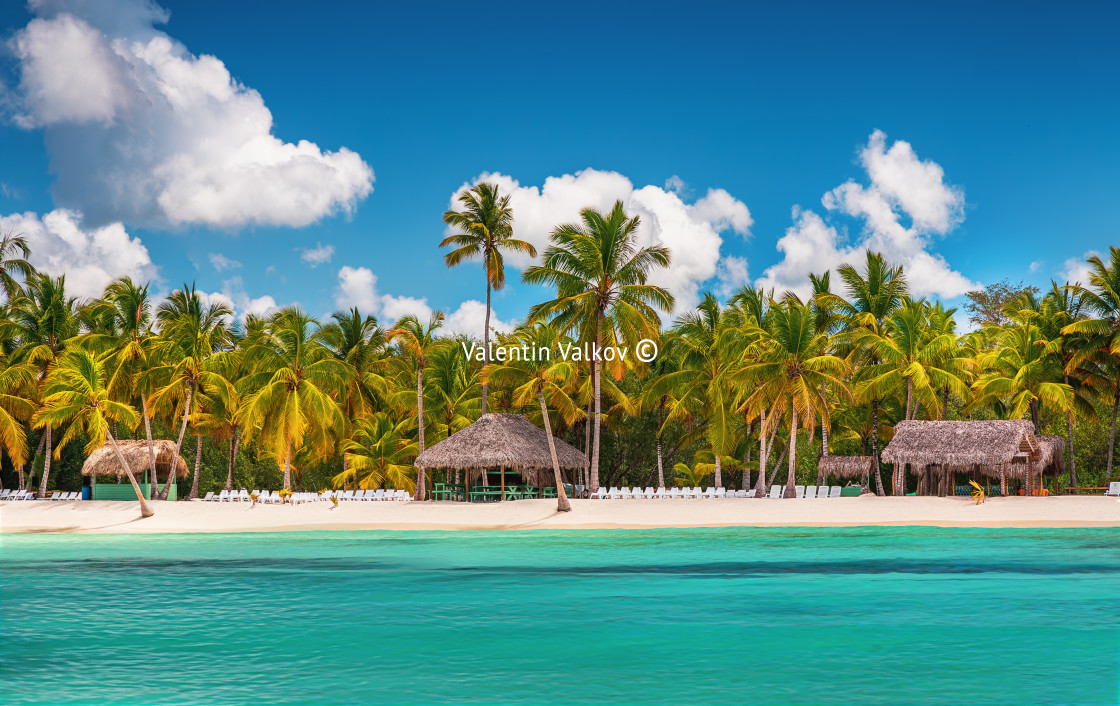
<box><xmin>2</xmin><ymin>495</ymin><xmax>1117</xmax><ymax>534</ymax></box>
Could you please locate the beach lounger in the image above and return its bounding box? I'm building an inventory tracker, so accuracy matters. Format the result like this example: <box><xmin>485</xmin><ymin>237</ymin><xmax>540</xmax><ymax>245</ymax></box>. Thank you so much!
<box><xmin>640</xmin><ymin>487</ymin><xmax>654</xmax><ymax>499</ymax></box>
<box><xmin>795</xmin><ymin>485</ymin><xmax>805</xmax><ymax>498</ymax></box>
<box><xmin>715</xmin><ymin>487</ymin><xmax>727</xmax><ymax>499</ymax></box>
<box><xmin>238</xmin><ymin>489</ymin><xmax>250</xmax><ymax>502</ymax></box>
<box><xmin>590</xmin><ymin>487</ymin><xmax>608</xmax><ymax>500</ymax></box>
<box><xmin>606</xmin><ymin>487</ymin><xmax>621</xmax><ymax>500</ymax></box>
<box><xmin>701</xmin><ymin>486</ymin><xmax>715</xmax><ymax>499</ymax></box>
<box><xmin>804</xmin><ymin>485</ymin><xmax>817</xmax><ymax>499</ymax></box>
<box><xmin>0</xmin><ymin>489</ymin><xmax>10</xmax><ymax>499</ymax></box>
<box><xmin>217</xmin><ymin>489</ymin><xmax>231</xmax><ymax>502</ymax></box>
<box><xmin>768</xmin><ymin>485</ymin><xmax>780</xmax><ymax>498</ymax></box>
<box><xmin>1105</xmin><ymin>482</ymin><xmax>1120</xmax><ymax>496</ymax></box>
<box><xmin>829</xmin><ymin>486</ymin><xmax>842</xmax><ymax>498</ymax></box>
<box><xmin>202</xmin><ymin>491</ymin><xmax>214</xmax><ymax>501</ymax></box>
<box><xmin>653</xmin><ymin>487</ymin><xmax>668</xmax><ymax>499</ymax></box>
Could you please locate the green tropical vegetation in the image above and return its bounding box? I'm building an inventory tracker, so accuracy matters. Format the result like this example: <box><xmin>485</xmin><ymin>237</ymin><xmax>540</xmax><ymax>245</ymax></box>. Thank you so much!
<box><xmin>0</xmin><ymin>192</ymin><xmax>1117</xmax><ymax>512</ymax></box>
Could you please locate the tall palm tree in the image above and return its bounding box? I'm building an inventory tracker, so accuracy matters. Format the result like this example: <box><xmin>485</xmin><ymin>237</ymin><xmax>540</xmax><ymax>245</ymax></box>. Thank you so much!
<box><xmin>0</xmin><ymin>352</ymin><xmax>34</xmax><ymax>477</ymax></box>
<box><xmin>737</xmin><ymin>299</ymin><xmax>851</xmax><ymax>498</ymax></box>
<box><xmin>523</xmin><ymin>201</ymin><xmax>674</xmax><ymax>492</ymax></box>
<box><xmin>0</xmin><ymin>228</ymin><xmax>34</xmax><ymax>300</ymax></box>
<box><xmin>651</xmin><ymin>293</ymin><xmax>744</xmax><ymax>488</ymax></box>
<box><xmin>823</xmin><ymin>252</ymin><xmax>909</xmax><ymax>495</ymax></box>
<box><xmin>1063</xmin><ymin>247</ymin><xmax>1120</xmax><ymax>477</ymax></box>
<box><xmin>441</xmin><ymin>183</ymin><xmax>537</xmax><ymax>414</ymax></box>
<box><xmin>424</xmin><ymin>341</ymin><xmax>480</xmax><ymax>444</ymax></box>
<box><xmin>150</xmin><ymin>284</ymin><xmax>232</xmax><ymax>499</ymax></box>
<box><xmin>731</xmin><ymin>285</ymin><xmax>776</xmax><ymax>496</ymax></box>
<box><xmin>483</xmin><ymin>324</ymin><xmax>582</xmax><ymax>512</ymax></box>
<box><xmin>386</xmin><ymin>312</ymin><xmax>444</xmax><ymax>499</ymax></box>
<box><xmin>852</xmin><ymin>300</ymin><xmax>970</xmax><ymax>494</ymax></box>
<box><xmin>334</xmin><ymin>412</ymin><xmax>418</xmax><ymax>493</ymax></box>
<box><xmin>13</xmin><ymin>274</ymin><xmax>79</xmax><ymax>497</ymax></box>
<box><xmin>34</xmin><ymin>350</ymin><xmax>153</xmax><ymax>517</ymax></box>
<box><xmin>239</xmin><ymin>308</ymin><xmax>350</xmax><ymax>491</ymax></box>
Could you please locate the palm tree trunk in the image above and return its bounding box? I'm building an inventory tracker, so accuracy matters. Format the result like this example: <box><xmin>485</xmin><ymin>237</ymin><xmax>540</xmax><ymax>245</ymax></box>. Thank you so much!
<box><xmin>871</xmin><ymin>399</ymin><xmax>884</xmax><ymax>496</ymax></box>
<box><xmin>161</xmin><ymin>384</ymin><xmax>193</xmax><ymax>500</ymax></box>
<box><xmin>141</xmin><ymin>397</ymin><xmax>157</xmax><ymax>485</ymax></box>
<box><xmin>21</xmin><ymin>432</ymin><xmax>44</xmax><ymax>491</ymax></box>
<box><xmin>1030</xmin><ymin>397</ymin><xmax>1040</xmax><ymax>433</ymax></box>
<box><xmin>743</xmin><ymin>420</ymin><xmax>753</xmax><ymax>490</ymax></box>
<box><xmin>1000</xmin><ymin>464</ymin><xmax>1007</xmax><ymax>497</ymax></box>
<box><xmin>1064</xmin><ymin>373</ymin><xmax>1076</xmax><ymax>487</ymax></box>
<box><xmin>783</xmin><ymin>403</ymin><xmax>798</xmax><ymax>498</ymax></box>
<box><xmin>482</xmin><ymin>277</ymin><xmax>491</xmax><ymax>415</ymax></box>
<box><xmin>584</xmin><ymin>396</ymin><xmax>592</xmax><ymax>488</ymax></box>
<box><xmin>713</xmin><ymin>454</ymin><xmax>722</xmax><ymax>489</ymax></box>
<box><xmin>107</xmin><ymin>433</ymin><xmax>154</xmax><ymax>517</ymax></box>
<box><xmin>769</xmin><ymin>440</ymin><xmax>788</xmax><ymax>486</ymax></box>
<box><xmin>656</xmin><ymin>397</ymin><xmax>665</xmax><ymax>488</ymax></box>
<box><xmin>189</xmin><ymin>435</ymin><xmax>203</xmax><ymax>499</ymax></box>
<box><xmin>539</xmin><ymin>387</ymin><xmax>570</xmax><ymax>512</ymax></box>
<box><xmin>754</xmin><ymin>409</ymin><xmax>768</xmax><ymax>497</ymax></box>
<box><xmin>414</xmin><ymin>367</ymin><xmax>426</xmax><ymax>500</ymax></box>
<box><xmin>37</xmin><ymin>425</ymin><xmax>52</xmax><ymax>498</ymax></box>
<box><xmin>590</xmin><ymin>312</ymin><xmax>603</xmax><ymax>492</ymax></box>
<box><xmin>905</xmin><ymin>378</ymin><xmax>913</xmax><ymax>421</ymax></box>
<box><xmin>283</xmin><ymin>442</ymin><xmax>292</xmax><ymax>491</ymax></box>
<box><xmin>1106</xmin><ymin>398</ymin><xmax>1115</xmax><ymax>481</ymax></box>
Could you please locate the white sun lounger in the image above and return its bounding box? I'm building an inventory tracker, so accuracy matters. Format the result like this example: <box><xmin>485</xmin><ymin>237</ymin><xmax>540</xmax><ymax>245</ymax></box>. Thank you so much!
<box><xmin>238</xmin><ymin>489</ymin><xmax>251</xmax><ymax>502</ymax></box>
<box><xmin>767</xmin><ymin>486</ymin><xmax>780</xmax><ymax>498</ymax></box>
<box><xmin>804</xmin><ymin>485</ymin><xmax>817</xmax><ymax>499</ymax></box>
<box><xmin>829</xmin><ymin>486</ymin><xmax>842</xmax><ymax>498</ymax></box>
<box><xmin>1105</xmin><ymin>482</ymin><xmax>1120</xmax><ymax>496</ymax></box>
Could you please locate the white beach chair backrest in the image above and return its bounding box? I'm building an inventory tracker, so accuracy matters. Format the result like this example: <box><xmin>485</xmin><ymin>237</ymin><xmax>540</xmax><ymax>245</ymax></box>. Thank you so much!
<box><xmin>804</xmin><ymin>485</ymin><xmax>816</xmax><ymax>499</ymax></box>
<box><xmin>830</xmin><ymin>486</ymin><xmax>842</xmax><ymax>498</ymax></box>
<box><xmin>768</xmin><ymin>486</ymin><xmax>780</xmax><ymax>499</ymax></box>
<box><xmin>1108</xmin><ymin>482</ymin><xmax>1120</xmax><ymax>495</ymax></box>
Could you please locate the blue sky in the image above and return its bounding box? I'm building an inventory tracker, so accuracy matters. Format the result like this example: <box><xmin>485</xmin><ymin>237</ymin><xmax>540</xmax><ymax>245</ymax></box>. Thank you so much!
<box><xmin>1</xmin><ymin>0</ymin><xmax>1116</xmax><ymax>334</ymax></box>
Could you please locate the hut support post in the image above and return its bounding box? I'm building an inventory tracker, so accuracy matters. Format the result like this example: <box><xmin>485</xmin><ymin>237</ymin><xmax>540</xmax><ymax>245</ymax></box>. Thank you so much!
<box><xmin>501</xmin><ymin>466</ymin><xmax>505</xmax><ymax>502</ymax></box>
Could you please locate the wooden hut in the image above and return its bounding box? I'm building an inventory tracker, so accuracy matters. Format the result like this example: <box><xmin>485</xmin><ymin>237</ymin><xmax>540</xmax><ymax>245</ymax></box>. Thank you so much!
<box><xmin>81</xmin><ymin>440</ymin><xmax>188</xmax><ymax>500</ymax></box>
<box><xmin>414</xmin><ymin>413</ymin><xmax>588</xmax><ymax>501</ymax></box>
<box><xmin>817</xmin><ymin>456</ymin><xmax>874</xmax><ymax>486</ymax></box>
<box><xmin>881</xmin><ymin>420</ymin><xmax>1045</xmax><ymax>496</ymax></box>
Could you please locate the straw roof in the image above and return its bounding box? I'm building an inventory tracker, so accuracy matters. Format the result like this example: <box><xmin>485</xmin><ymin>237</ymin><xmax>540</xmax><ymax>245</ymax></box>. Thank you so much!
<box><xmin>1027</xmin><ymin>434</ymin><xmax>1065</xmax><ymax>476</ymax></box>
<box><xmin>81</xmin><ymin>440</ymin><xmax>189</xmax><ymax>479</ymax></box>
<box><xmin>881</xmin><ymin>420</ymin><xmax>1038</xmax><ymax>467</ymax></box>
<box><xmin>414</xmin><ymin>413</ymin><xmax>588</xmax><ymax>472</ymax></box>
<box><xmin>817</xmin><ymin>455</ymin><xmax>875</xmax><ymax>479</ymax></box>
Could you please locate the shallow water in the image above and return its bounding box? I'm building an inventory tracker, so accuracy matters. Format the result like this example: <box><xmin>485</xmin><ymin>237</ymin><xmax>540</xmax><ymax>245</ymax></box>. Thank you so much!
<box><xmin>1</xmin><ymin>527</ymin><xmax>1118</xmax><ymax>705</ymax></box>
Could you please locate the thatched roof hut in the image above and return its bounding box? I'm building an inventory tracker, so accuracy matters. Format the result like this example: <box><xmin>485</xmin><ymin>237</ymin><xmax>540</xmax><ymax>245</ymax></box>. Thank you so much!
<box><xmin>1025</xmin><ymin>434</ymin><xmax>1065</xmax><ymax>477</ymax></box>
<box><xmin>881</xmin><ymin>420</ymin><xmax>1039</xmax><ymax>468</ymax></box>
<box><xmin>415</xmin><ymin>413</ymin><xmax>588</xmax><ymax>480</ymax></box>
<box><xmin>81</xmin><ymin>440</ymin><xmax>189</xmax><ymax>480</ymax></box>
<box><xmin>818</xmin><ymin>455</ymin><xmax>875</xmax><ymax>479</ymax></box>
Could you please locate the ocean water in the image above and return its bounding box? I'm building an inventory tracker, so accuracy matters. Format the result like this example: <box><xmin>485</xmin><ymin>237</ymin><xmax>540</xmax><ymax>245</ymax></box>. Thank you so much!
<box><xmin>1</xmin><ymin>527</ymin><xmax>1118</xmax><ymax>705</ymax></box>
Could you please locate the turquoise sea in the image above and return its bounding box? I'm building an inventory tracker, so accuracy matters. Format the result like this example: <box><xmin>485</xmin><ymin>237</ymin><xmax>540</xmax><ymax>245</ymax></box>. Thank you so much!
<box><xmin>1</xmin><ymin>527</ymin><xmax>1118</xmax><ymax>705</ymax></box>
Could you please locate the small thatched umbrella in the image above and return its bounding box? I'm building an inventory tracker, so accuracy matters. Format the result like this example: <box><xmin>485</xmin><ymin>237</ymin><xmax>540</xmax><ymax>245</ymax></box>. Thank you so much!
<box><xmin>81</xmin><ymin>440</ymin><xmax>189</xmax><ymax>482</ymax></box>
<box><xmin>414</xmin><ymin>414</ymin><xmax>588</xmax><ymax>502</ymax></box>
<box><xmin>817</xmin><ymin>456</ymin><xmax>874</xmax><ymax>485</ymax></box>
<box><xmin>882</xmin><ymin>420</ymin><xmax>1040</xmax><ymax>496</ymax></box>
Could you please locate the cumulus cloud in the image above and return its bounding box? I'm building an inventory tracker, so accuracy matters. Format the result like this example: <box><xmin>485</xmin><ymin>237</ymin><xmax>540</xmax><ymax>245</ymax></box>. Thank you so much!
<box><xmin>714</xmin><ymin>255</ymin><xmax>750</xmax><ymax>298</ymax></box>
<box><xmin>0</xmin><ymin>209</ymin><xmax>157</xmax><ymax>298</ymax></box>
<box><xmin>197</xmin><ymin>276</ymin><xmax>279</xmax><ymax>323</ymax></box>
<box><xmin>334</xmin><ymin>266</ymin><xmax>513</xmax><ymax>338</ymax></box>
<box><xmin>7</xmin><ymin>0</ymin><xmax>374</xmax><ymax>229</ymax></box>
<box><xmin>1057</xmin><ymin>250</ymin><xmax>1099</xmax><ymax>285</ymax></box>
<box><xmin>1029</xmin><ymin>260</ymin><xmax>1043</xmax><ymax>273</ymax></box>
<box><xmin>448</xmin><ymin>169</ymin><xmax>752</xmax><ymax>312</ymax></box>
<box><xmin>299</xmin><ymin>242</ymin><xmax>335</xmax><ymax>267</ymax></box>
<box><xmin>756</xmin><ymin>131</ymin><xmax>977</xmax><ymax>300</ymax></box>
<box><xmin>208</xmin><ymin>252</ymin><xmax>241</xmax><ymax>272</ymax></box>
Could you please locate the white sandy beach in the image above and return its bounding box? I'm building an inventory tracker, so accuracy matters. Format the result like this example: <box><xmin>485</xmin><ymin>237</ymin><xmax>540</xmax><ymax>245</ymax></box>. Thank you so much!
<box><xmin>1</xmin><ymin>495</ymin><xmax>1118</xmax><ymax>533</ymax></box>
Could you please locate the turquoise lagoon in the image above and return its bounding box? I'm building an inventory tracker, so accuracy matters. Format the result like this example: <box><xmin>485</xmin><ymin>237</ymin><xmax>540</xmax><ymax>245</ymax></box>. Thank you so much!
<box><xmin>1</xmin><ymin>527</ymin><xmax>1118</xmax><ymax>705</ymax></box>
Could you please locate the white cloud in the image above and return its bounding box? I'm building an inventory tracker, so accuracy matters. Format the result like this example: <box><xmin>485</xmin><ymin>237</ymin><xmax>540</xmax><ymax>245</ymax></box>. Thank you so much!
<box><xmin>664</xmin><ymin>175</ymin><xmax>687</xmax><ymax>195</ymax></box>
<box><xmin>1057</xmin><ymin>250</ymin><xmax>1099</xmax><ymax>285</ymax></box>
<box><xmin>448</xmin><ymin>169</ymin><xmax>751</xmax><ymax>312</ymax></box>
<box><xmin>299</xmin><ymin>242</ymin><xmax>335</xmax><ymax>267</ymax></box>
<box><xmin>208</xmin><ymin>252</ymin><xmax>241</xmax><ymax>272</ymax></box>
<box><xmin>198</xmin><ymin>276</ymin><xmax>278</xmax><ymax>323</ymax></box>
<box><xmin>1029</xmin><ymin>260</ymin><xmax>1043</xmax><ymax>273</ymax></box>
<box><xmin>0</xmin><ymin>208</ymin><xmax>157</xmax><ymax>298</ymax></box>
<box><xmin>714</xmin><ymin>255</ymin><xmax>750</xmax><ymax>298</ymax></box>
<box><xmin>756</xmin><ymin>131</ymin><xmax>977</xmax><ymax>300</ymax></box>
<box><xmin>334</xmin><ymin>266</ymin><xmax>513</xmax><ymax>337</ymax></box>
<box><xmin>8</xmin><ymin>1</ymin><xmax>374</xmax><ymax>229</ymax></box>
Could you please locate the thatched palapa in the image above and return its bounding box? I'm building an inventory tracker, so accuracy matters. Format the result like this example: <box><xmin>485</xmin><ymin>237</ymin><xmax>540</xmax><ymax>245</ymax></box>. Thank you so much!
<box><xmin>817</xmin><ymin>455</ymin><xmax>874</xmax><ymax>479</ymax></box>
<box><xmin>881</xmin><ymin>420</ymin><xmax>1038</xmax><ymax>467</ymax></box>
<box><xmin>81</xmin><ymin>440</ymin><xmax>189</xmax><ymax>480</ymax></box>
<box><xmin>414</xmin><ymin>413</ymin><xmax>588</xmax><ymax>475</ymax></box>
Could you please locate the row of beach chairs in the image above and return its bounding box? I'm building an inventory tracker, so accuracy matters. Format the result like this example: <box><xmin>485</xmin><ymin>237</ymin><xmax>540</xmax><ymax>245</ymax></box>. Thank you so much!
<box><xmin>1</xmin><ymin>489</ymin><xmax>81</xmax><ymax>501</ymax></box>
<box><xmin>591</xmin><ymin>485</ymin><xmax>849</xmax><ymax>499</ymax></box>
<box><xmin>200</xmin><ymin>488</ymin><xmax>412</xmax><ymax>503</ymax></box>
<box><xmin>332</xmin><ymin>489</ymin><xmax>412</xmax><ymax>501</ymax></box>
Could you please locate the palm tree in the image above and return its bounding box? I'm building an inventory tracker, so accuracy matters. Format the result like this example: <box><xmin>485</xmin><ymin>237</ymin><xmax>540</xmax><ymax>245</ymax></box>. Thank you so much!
<box><xmin>523</xmin><ymin>201</ymin><xmax>674</xmax><ymax>492</ymax></box>
<box><xmin>823</xmin><ymin>252</ymin><xmax>909</xmax><ymax>495</ymax></box>
<box><xmin>386</xmin><ymin>312</ymin><xmax>444</xmax><ymax>499</ymax></box>
<box><xmin>239</xmin><ymin>308</ymin><xmax>350</xmax><ymax>491</ymax></box>
<box><xmin>483</xmin><ymin>324</ymin><xmax>581</xmax><ymax>512</ymax></box>
<box><xmin>0</xmin><ymin>352</ymin><xmax>34</xmax><ymax>477</ymax></box>
<box><xmin>737</xmin><ymin>299</ymin><xmax>851</xmax><ymax>498</ymax></box>
<box><xmin>1064</xmin><ymin>247</ymin><xmax>1120</xmax><ymax>477</ymax></box>
<box><xmin>12</xmin><ymin>274</ymin><xmax>79</xmax><ymax>497</ymax></box>
<box><xmin>150</xmin><ymin>284</ymin><xmax>232</xmax><ymax>499</ymax></box>
<box><xmin>731</xmin><ymin>285</ymin><xmax>776</xmax><ymax>496</ymax></box>
<box><xmin>33</xmin><ymin>350</ymin><xmax>153</xmax><ymax>517</ymax></box>
<box><xmin>852</xmin><ymin>300</ymin><xmax>970</xmax><ymax>493</ymax></box>
<box><xmin>442</xmin><ymin>183</ymin><xmax>537</xmax><ymax>414</ymax></box>
<box><xmin>424</xmin><ymin>341</ymin><xmax>480</xmax><ymax>444</ymax></box>
<box><xmin>333</xmin><ymin>412</ymin><xmax>418</xmax><ymax>493</ymax></box>
<box><xmin>0</xmin><ymin>228</ymin><xmax>33</xmax><ymax>300</ymax></box>
<box><xmin>651</xmin><ymin>293</ymin><xmax>744</xmax><ymax>488</ymax></box>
